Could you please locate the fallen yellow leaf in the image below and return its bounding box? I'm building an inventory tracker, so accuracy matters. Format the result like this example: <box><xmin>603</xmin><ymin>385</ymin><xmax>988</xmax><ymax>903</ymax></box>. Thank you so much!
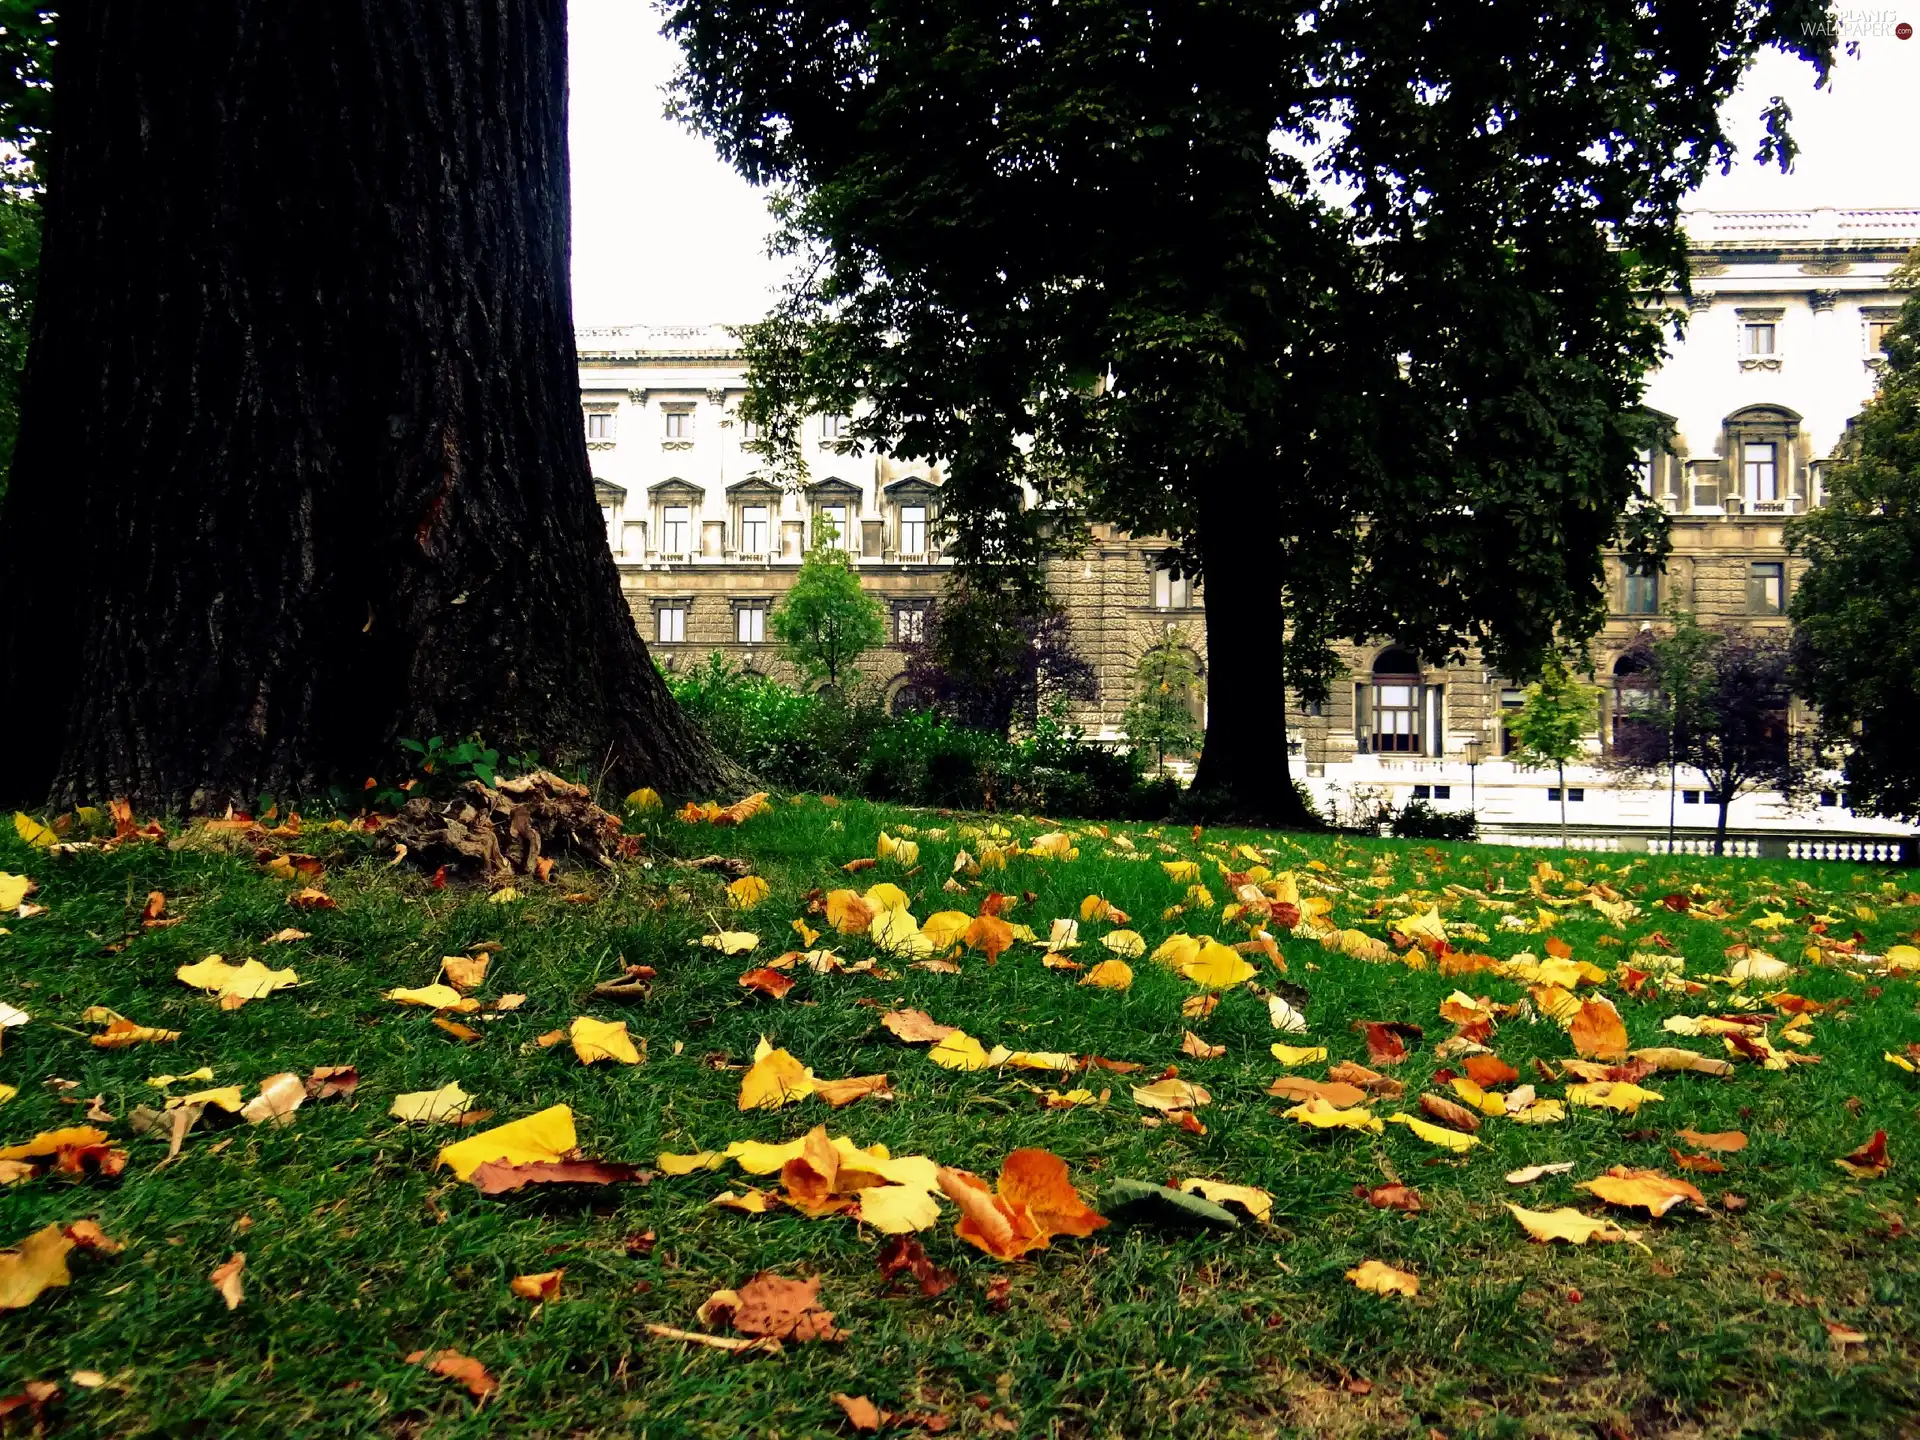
<box><xmin>570</xmin><ymin>1016</ymin><xmax>643</xmax><ymax>1066</ymax></box>
<box><xmin>1269</xmin><ymin>1044</ymin><xmax>1328</xmax><ymax>1066</ymax></box>
<box><xmin>1345</xmin><ymin>1259</ymin><xmax>1418</xmax><ymax>1297</ymax></box>
<box><xmin>1506</xmin><ymin>1203</ymin><xmax>1642</xmax><ymax>1245</ymax></box>
<box><xmin>1131</xmin><ymin>1078</ymin><xmax>1211</xmax><ymax>1111</ymax></box>
<box><xmin>384</xmin><ymin>983</ymin><xmax>478</xmax><ymax>1012</ymax></box>
<box><xmin>739</xmin><ymin>1037</ymin><xmax>816</xmax><ymax>1110</ymax></box>
<box><xmin>1386</xmin><ymin>1113</ymin><xmax>1481</xmax><ymax>1152</ymax></box>
<box><xmin>176</xmin><ymin>955</ymin><xmax>299</xmax><ymax>1005</ymax></box>
<box><xmin>1283</xmin><ymin>1098</ymin><xmax>1383</xmax><ymax>1134</ymax></box>
<box><xmin>727</xmin><ymin>876</ymin><xmax>771</xmax><ymax>909</ymax></box>
<box><xmin>389</xmin><ymin>1083</ymin><xmax>477</xmax><ymax>1123</ymax></box>
<box><xmin>1178</xmin><ymin>1179</ymin><xmax>1272</xmax><ymax>1224</ymax></box>
<box><xmin>1566</xmin><ymin>1081</ymin><xmax>1663</xmax><ymax>1114</ymax></box>
<box><xmin>437</xmin><ymin>1105</ymin><xmax>576</xmax><ymax>1181</ymax></box>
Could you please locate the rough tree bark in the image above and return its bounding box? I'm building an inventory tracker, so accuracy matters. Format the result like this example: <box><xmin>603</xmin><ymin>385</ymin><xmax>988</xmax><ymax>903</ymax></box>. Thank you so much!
<box><xmin>1186</xmin><ymin>482</ymin><xmax>1319</xmax><ymax>829</ymax></box>
<box><xmin>0</xmin><ymin>2</ymin><xmax>730</xmax><ymax>812</ymax></box>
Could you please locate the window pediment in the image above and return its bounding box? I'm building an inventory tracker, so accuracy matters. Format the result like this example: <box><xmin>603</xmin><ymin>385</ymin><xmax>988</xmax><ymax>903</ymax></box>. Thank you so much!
<box><xmin>725</xmin><ymin>476</ymin><xmax>784</xmax><ymax>499</ymax></box>
<box><xmin>648</xmin><ymin>477</ymin><xmax>705</xmax><ymax>500</ymax></box>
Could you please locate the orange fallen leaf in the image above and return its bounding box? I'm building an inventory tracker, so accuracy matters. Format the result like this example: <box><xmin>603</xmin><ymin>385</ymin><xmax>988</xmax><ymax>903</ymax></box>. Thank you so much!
<box><xmin>1463</xmin><ymin>1054</ymin><xmax>1519</xmax><ymax>1087</ymax></box>
<box><xmin>881</xmin><ymin>1009</ymin><xmax>955</xmax><ymax>1044</ymax></box>
<box><xmin>1180</xmin><ymin>1031</ymin><xmax>1225</xmax><ymax>1060</ymax></box>
<box><xmin>813</xmin><ymin>1074</ymin><xmax>893</xmax><ymax>1108</ymax></box>
<box><xmin>209</xmin><ymin>1252</ymin><xmax>245</xmax><ymax>1310</ymax></box>
<box><xmin>964</xmin><ymin>913</ymin><xmax>1014</xmax><ymax>964</ymax></box>
<box><xmin>1674</xmin><ymin>1128</ymin><xmax>1747</xmax><ymax>1153</ymax></box>
<box><xmin>1570</xmin><ymin>999</ymin><xmax>1629</xmax><ymax>1061</ymax></box>
<box><xmin>738</xmin><ymin>967</ymin><xmax>797</xmax><ymax>999</ymax></box>
<box><xmin>1669</xmin><ymin>1149</ymin><xmax>1726</xmax><ymax>1173</ymax></box>
<box><xmin>834</xmin><ymin>1393</ymin><xmax>885</xmax><ymax>1431</ymax></box>
<box><xmin>468</xmin><ymin>1160</ymin><xmax>650</xmax><ymax>1195</ymax></box>
<box><xmin>509</xmin><ymin>1269</ymin><xmax>564</xmax><ymax>1301</ymax></box>
<box><xmin>407</xmin><ymin>1348</ymin><xmax>497</xmax><ymax>1400</ymax></box>
<box><xmin>718</xmin><ymin>1271</ymin><xmax>846</xmax><ymax>1342</ymax></box>
<box><xmin>1836</xmin><ymin>1130</ymin><xmax>1890</xmax><ymax>1179</ymax></box>
<box><xmin>938</xmin><ymin>1150</ymin><xmax>1106</xmax><ymax>1261</ymax></box>
<box><xmin>1361</xmin><ymin>1184</ymin><xmax>1423</xmax><ymax>1213</ymax></box>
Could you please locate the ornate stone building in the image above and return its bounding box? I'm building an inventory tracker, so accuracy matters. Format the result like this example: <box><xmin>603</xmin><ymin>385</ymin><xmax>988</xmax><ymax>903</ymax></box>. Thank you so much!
<box><xmin>578</xmin><ymin>207</ymin><xmax>1918</xmax><ymax>836</ymax></box>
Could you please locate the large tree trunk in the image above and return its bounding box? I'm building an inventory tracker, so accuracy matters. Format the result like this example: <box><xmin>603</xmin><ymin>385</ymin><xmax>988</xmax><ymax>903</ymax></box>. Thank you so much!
<box><xmin>0</xmin><ymin>2</ymin><xmax>729</xmax><ymax>812</ymax></box>
<box><xmin>1186</xmin><ymin>482</ymin><xmax>1318</xmax><ymax>829</ymax></box>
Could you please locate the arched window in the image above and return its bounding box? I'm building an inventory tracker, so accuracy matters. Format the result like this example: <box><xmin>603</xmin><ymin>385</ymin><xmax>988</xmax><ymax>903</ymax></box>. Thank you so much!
<box><xmin>1356</xmin><ymin>648</ymin><xmax>1442</xmax><ymax>756</ymax></box>
<box><xmin>1611</xmin><ymin>650</ymin><xmax>1660</xmax><ymax>753</ymax></box>
<box><xmin>886</xmin><ymin>679</ymin><xmax>925</xmax><ymax>717</ymax></box>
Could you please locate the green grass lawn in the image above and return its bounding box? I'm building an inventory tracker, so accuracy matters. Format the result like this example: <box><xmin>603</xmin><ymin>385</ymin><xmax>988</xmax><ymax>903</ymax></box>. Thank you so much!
<box><xmin>3</xmin><ymin>795</ymin><xmax>1918</xmax><ymax>1439</ymax></box>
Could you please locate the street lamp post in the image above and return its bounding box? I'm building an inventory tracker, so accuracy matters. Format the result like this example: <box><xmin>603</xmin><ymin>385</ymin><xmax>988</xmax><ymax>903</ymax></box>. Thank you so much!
<box><xmin>1463</xmin><ymin>735</ymin><xmax>1483</xmax><ymax>815</ymax></box>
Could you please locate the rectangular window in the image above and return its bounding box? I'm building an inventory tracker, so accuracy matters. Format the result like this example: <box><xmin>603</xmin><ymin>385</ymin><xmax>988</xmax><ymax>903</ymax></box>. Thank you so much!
<box><xmin>1743</xmin><ymin>442</ymin><xmax>1778</xmax><ymax>503</ymax></box>
<box><xmin>818</xmin><ymin>504</ymin><xmax>850</xmax><ymax>548</ymax></box>
<box><xmin>660</xmin><ymin>505</ymin><xmax>691</xmax><ymax>556</ymax></box>
<box><xmin>1704</xmin><ymin>790</ymin><xmax>1723</xmax><ymax>806</ymax></box>
<box><xmin>1546</xmin><ymin>787</ymin><xmax>1585</xmax><ymax>803</ymax></box>
<box><xmin>1499</xmin><ymin>687</ymin><xmax>1525</xmax><ymax>755</ymax></box>
<box><xmin>585</xmin><ymin>411</ymin><xmax>613</xmax><ymax>440</ymax></box>
<box><xmin>656</xmin><ymin>607</ymin><xmax>685</xmax><ymax>644</ymax></box>
<box><xmin>1432</xmin><ymin>785</ymin><xmax>1451</xmax><ymax>800</ymax></box>
<box><xmin>736</xmin><ymin>607</ymin><xmax>765</xmax><ymax>644</ymax></box>
<box><xmin>664</xmin><ymin>410</ymin><xmax>690</xmax><ymax>439</ymax></box>
<box><xmin>1682</xmin><ymin>789</ymin><xmax>1701</xmax><ymax>804</ymax></box>
<box><xmin>1623</xmin><ymin>563</ymin><xmax>1659</xmax><ymax>615</ymax></box>
<box><xmin>1868</xmin><ymin>319</ymin><xmax>1896</xmax><ymax>355</ymax></box>
<box><xmin>1373</xmin><ymin>683</ymin><xmax>1420</xmax><ymax>753</ymax></box>
<box><xmin>739</xmin><ymin>505</ymin><xmax>770</xmax><ymax>554</ymax></box>
<box><xmin>899</xmin><ymin>504</ymin><xmax>928</xmax><ymax>555</ymax></box>
<box><xmin>896</xmin><ymin>606</ymin><xmax>927</xmax><ymax>645</ymax></box>
<box><xmin>1748</xmin><ymin>560</ymin><xmax>1785</xmax><ymax>615</ymax></box>
<box><xmin>1152</xmin><ymin>567</ymin><xmax>1194</xmax><ymax>610</ymax></box>
<box><xmin>822</xmin><ymin>414</ymin><xmax>848</xmax><ymax>440</ymax></box>
<box><xmin>1412</xmin><ymin>784</ymin><xmax>1430</xmax><ymax>800</ymax></box>
<box><xmin>1743</xmin><ymin>322</ymin><xmax>1776</xmax><ymax>355</ymax></box>
<box><xmin>1820</xmin><ymin>789</ymin><xmax>1838</xmax><ymax>807</ymax></box>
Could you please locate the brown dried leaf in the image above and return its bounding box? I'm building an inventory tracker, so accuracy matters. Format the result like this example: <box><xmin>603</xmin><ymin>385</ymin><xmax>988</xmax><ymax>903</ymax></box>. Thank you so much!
<box><xmin>1328</xmin><ymin>1060</ymin><xmax>1406</xmax><ymax>1097</ymax></box>
<box><xmin>728</xmin><ymin>1271</ymin><xmax>847</xmax><ymax>1342</ymax></box>
<box><xmin>881</xmin><ymin>1009</ymin><xmax>956</xmax><ymax>1044</ymax></box>
<box><xmin>467</xmin><ymin>1160</ymin><xmax>651</xmax><ymax>1195</ymax></box>
<box><xmin>1417</xmin><ymin>1092</ymin><xmax>1483</xmax><ymax>1134</ymax></box>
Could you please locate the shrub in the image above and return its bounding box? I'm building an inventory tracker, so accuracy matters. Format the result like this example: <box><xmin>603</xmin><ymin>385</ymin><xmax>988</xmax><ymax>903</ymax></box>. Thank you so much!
<box><xmin>668</xmin><ymin>654</ymin><xmax>1168</xmax><ymax>819</ymax></box>
<box><xmin>1389</xmin><ymin>799</ymin><xmax>1479</xmax><ymax>842</ymax></box>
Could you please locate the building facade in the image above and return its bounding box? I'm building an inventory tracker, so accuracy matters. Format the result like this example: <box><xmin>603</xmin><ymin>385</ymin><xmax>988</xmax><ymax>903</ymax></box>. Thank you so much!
<box><xmin>578</xmin><ymin>207</ymin><xmax>1919</xmax><ymax>836</ymax></box>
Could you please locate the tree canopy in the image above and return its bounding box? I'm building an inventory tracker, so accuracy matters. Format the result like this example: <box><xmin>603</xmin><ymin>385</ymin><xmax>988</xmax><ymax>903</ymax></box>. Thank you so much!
<box><xmin>666</xmin><ymin>0</ymin><xmax>1828</xmax><ymax>823</ymax></box>
<box><xmin>1790</xmin><ymin>249</ymin><xmax>1920</xmax><ymax>818</ymax></box>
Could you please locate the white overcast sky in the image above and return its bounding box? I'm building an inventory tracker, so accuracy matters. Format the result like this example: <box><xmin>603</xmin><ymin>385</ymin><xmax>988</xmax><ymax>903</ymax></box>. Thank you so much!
<box><xmin>567</xmin><ymin>2</ymin><xmax>1917</xmax><ymax>327</ymax></box>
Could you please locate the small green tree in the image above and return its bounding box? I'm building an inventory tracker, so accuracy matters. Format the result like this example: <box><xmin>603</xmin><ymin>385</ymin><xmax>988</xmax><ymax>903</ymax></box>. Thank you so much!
<box><xmin>1122</xmin><ymin>632</ymin><xmax>1203</xmax><ymax>773</ymax></box>
<box><xmin>1505</xmin><ymin>655</ymin><xmax>1600</xmax><ymax>845</ymax></box>
<box><xmin>768</xmin><ymin>520</ymin><xmax>887</xmax><ymax>690</ymax></box>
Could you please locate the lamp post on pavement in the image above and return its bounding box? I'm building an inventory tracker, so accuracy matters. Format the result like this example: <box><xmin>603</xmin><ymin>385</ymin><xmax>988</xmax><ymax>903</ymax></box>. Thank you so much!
<box><xmin>1462</xmin><ymin>735</ymin><xmax>1483</xmax><ymax>815</ymax></box>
